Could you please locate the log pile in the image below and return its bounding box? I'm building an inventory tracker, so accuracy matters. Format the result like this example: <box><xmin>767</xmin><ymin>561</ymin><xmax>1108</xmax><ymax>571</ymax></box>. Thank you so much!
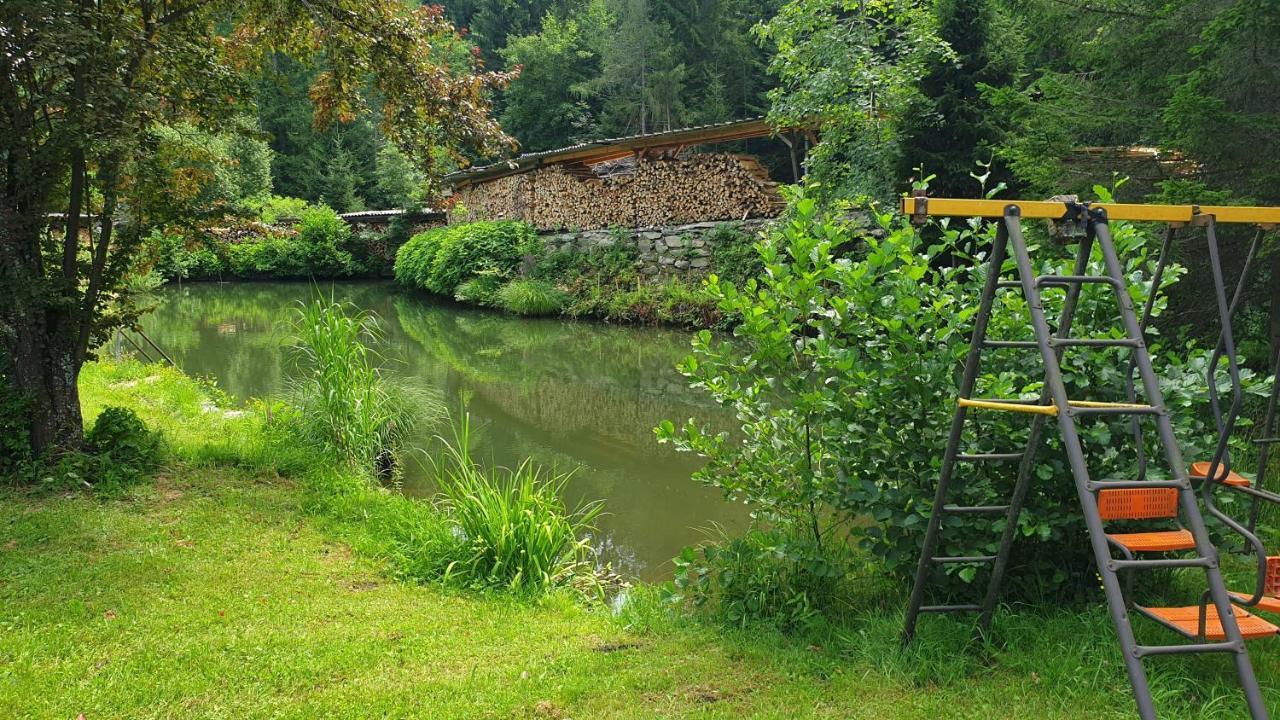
<box><xmin>451</xmin><ymin>153</ymin><xmax>784</xmax><ymax>231</ymax></box>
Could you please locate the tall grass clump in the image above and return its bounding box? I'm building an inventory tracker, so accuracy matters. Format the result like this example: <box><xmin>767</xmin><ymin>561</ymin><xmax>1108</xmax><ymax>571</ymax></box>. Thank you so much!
<box><xmin>288</xmin><ymin>296</ymin><xmax>420</xmax><ymax>475</ymax></box>
<box><xmin>430</xmin><ymin>413</ymin><xmax>602</xmax><ymax>592</ymax></box>
<box><xmin>495</xmin><ymin>278</ymin><xmax>568</xmax><ymax>316</ymax></box>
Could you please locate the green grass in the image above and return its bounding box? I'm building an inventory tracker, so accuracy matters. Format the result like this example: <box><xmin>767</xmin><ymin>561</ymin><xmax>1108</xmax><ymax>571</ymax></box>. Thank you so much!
<box><xmin>3</xmin><ymin>360</ymin><xmax>1280</xmax><ymax>717</ymax></box>
<box><xmin>496</xmin><ymin>278</ymin><xmax>570</xmax><ymax>316</ymax></box>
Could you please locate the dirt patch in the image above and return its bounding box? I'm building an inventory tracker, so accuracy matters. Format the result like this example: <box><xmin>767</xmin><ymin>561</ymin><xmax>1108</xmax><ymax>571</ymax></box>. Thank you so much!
<box><xmin>592</xmin><ymin>640</ymin><xmax>642</xmax><ymax>653</ymax></box>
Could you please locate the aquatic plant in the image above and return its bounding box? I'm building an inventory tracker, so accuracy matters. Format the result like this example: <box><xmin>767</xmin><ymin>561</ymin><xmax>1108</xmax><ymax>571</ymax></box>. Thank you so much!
<box><xmin>429</xmin><ymin>413</ymin><xmax>602</xmax><ymax>592</ymax></box>
<box><xmin>495</xmin><ymin>279</ymin><xmax>569</xmax><ymax>316</ymax></box>
<box><xmin>287</xmin><ymin>296</ymin><xmax>420</xmax><ymax>475</ymax></box>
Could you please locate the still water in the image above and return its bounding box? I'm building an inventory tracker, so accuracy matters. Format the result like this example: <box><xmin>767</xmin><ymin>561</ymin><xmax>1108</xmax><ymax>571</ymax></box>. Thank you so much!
<box><xmin>139</xmin><ymin>281</ymin><xmax>747</xmax><ymax>580</ymax></box>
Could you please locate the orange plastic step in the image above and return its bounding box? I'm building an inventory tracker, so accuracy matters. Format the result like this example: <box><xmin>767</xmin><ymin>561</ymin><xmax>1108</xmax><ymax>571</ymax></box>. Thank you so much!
<box><xmin>1189</xmin><ymin>461</ymin><xmax>1250</xmax><ymax>487</ymax></box>
<box><xmin>1098</xmin><ymin>487</ymin><xmax>1179</xmax><ymax>521</ymax></box>
<box><xmin>1229</xmin><ymin>593</ymin><xmax>1280</xmax><ymax>614</ymax></box>
<box><xmin>1140</xmin><ymin>605</ymin><xmax>1280</xmax><ymax>640</ymax></box>
<box><xmin>1106</xmin><ymin>529</ymin><xmax>1196</xmax><ymax>552</ymax></box>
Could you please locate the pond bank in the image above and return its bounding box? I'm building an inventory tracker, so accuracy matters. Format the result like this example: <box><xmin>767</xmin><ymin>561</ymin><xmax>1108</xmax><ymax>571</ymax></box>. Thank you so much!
<box><xmin>0</xmin><ymin>361</ymin><xmax>1222</xmax><ymax>719</ymax></box>
<box><xmin>134</xmin><ymin>281</ymin><xmax>746</xmax><ymax>580</ymax></box>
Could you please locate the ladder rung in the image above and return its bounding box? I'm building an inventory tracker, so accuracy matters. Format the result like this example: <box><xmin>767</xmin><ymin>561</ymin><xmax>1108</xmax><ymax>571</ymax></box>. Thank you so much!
<box><xmin>1069</xmin><ymin>402</ymin><xmax>1159</xmax><ymax>416</ymax></box>
<box><xmin>956</xmin><ymin>453</ymin><xmax>1024</xmax><ymax>462</ymax></box>
<box><xmin>919</xmin><ymin>604</ymin><xmax>982</xmax><ymax>614</ymax></box>
<box><xmin>1136</xmin><ymin>642</ymin><xmax>1241</xmax><ymax>657</ymax></box>
<box><xmin>982</xmin><ymin>340</ymin><xmax>1037</xmax><ymax>349</ymax></box>
<box><xmin>1050</xmin><ymin>338</ymin><xmax>1140</xmax><ymax>348</ymax></box>
<box><xmin>932</xmin><ymin>555</ymin><xmax>997</xmax><ymax>564</ymax></box>
<box><xmin>1111</xmin><ymin>557</ymin><xmax>1212</xmax><ymax>571</ymax></box>
<box><xmin>1088</xmin><ymin>479</ymin><xmax>1187</xmax><ymax>491</ymax></box>
<box><xmin>996</xmin><ymin>280</ymin><xmax>1022</xmax><ymax>289</ymax></box>
<box><xmin>943</xmin><ymin>504</ymin><xmax>1011</xmax><ymax>514</ymax></box>
<box><xmin>959</xmin><ymin>398</ymin><xmax>1056</xmax><ymax>415</ymax></box>
<box><xmin>1253</xmin><ymin>438</ymin><xmax>1280</xmax><ymax>445</ymax></box>
<box><xmin>1035</xmin><ymin>274</ymin><xmax>1121</xmax><ymax>289</ymax></box>
<box><xmin>959</xmin><ymin>398</ymin><xmax>1156</xmax><ymax>416</ymax></box>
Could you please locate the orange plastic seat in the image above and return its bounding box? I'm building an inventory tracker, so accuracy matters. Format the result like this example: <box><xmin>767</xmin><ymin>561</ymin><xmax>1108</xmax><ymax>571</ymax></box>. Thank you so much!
<box><xmin>1228</xmin><ymin>557</ymin><xmax>1280</xmax><ymax>613</ymax></box>
<box><xmin>1229</xmin><ymin>593</ymin><xmax>1280</xmax><ymax>614</ymax></box>
<box><xmin>1140</xmin><ymin>605</ymin><xmax>1280</xmax><ymax>640</ymax></box>
<box><xmin>1106</xmin><ymin>529</ymin><xmax>1196</xmax><ymax>552</ymax></box>
<box><xmin>1098</xmin><ymin>487</ymin><xmax>1178</xmax><ymax>521</ymax></box>
<box><xmin>1189</xmin><ymin>461</ymin><xmax>1250</xmax><ymax>487</ymax></box>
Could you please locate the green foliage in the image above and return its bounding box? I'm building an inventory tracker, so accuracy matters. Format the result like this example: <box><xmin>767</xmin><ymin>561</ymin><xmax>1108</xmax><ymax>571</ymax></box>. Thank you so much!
<box><xmin>988</xmin><ymin>0</ymin><xmax>1280</xmax><ymax>203</ymax></box>
<box><xmin>495</xmin><ymin>279</ymin><xmax>570</xmax><ymax>316</ymax></box>
<box><xmin>0</xmin><ymin>370</ymin><xmax>33</xmax><ymax>476</ymax></box>
<box><xmin>669</xmin><ymin>528</ymin><xmax>851</xmax><ymax>630</ymax></box>
<box><xmin>500</xmin><ymin>10</ymin><xmax>601</xmax><ymax>152</ymax></box>
<box><xmin>370</xmin><ymin>144</ymin><xmax>426</xmax><ymax>209</ymax></box>
<box><xmin>295</xmin><ymin>204</ymin><xmax>357</xmax><ymax>272</ymax></box>
<box><xmin>658</xmin><ymin>184</ymin><xmax>1264</xmax><ymax>600</ymax></box>
<box><xmin>706</xmin><ymin>223</ymin><xmax>763</xmax><ymax>286</ymax></box>
<box><xmin>394</xmin><ymin>221</ymin><xmax>538</xmax><ymax>295</ymax></box>
<box><xmin>85</xmin><ymin>406</ymin><xmax>164</xmax><ymax>492</ymax></box>
<box><xmin>896</xmin><ymin>0</ymin><xmax>1014</xmax><ymax>196</ymax></box>
<box><xmin>248</xmin><ymin>195</ymin><xmax>312</xmax><ymax>224</ymax></box>
<box><xmin>454</xmin><ymin>274</ymin><xmax>505</xmax><ymax>307</ymax></box>
<box><xmin>758</xmin><ymin>0</ymin><xmax>949</xmax><ymax>200</ymax></box>
<box><xmin>286</xmin><ymin>297</ymin><xmax>420</xmax><ymax>475</ymax></box>
<box><xmin>429</xmin><ymin>414</ymin><xmax>603</xmax><ymax>592</ymax></box>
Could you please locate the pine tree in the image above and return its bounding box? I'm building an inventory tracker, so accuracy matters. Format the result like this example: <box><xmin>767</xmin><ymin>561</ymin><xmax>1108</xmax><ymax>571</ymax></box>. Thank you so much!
<box><xmin>897</xmin><ymin>0</ymin><xmax>1012</xmax><ymax>197</ymax></box>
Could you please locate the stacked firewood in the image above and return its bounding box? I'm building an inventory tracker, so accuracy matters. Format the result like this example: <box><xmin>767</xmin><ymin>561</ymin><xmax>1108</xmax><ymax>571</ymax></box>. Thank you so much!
<box><xmin>452</xmin><ymin>153</ymin><xmax>783</xmax><ymax>231</ymax></box>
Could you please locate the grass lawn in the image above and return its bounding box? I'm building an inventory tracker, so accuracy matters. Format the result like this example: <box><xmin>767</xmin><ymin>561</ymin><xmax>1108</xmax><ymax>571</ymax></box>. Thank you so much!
<box><xmin>1</xmin><ymin>361</ymin><xmax>1278</xmax><ymax>718</ymax></box>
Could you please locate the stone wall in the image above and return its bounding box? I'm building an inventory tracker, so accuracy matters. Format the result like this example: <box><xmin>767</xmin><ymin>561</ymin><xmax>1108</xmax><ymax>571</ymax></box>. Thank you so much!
<box><xmin>539</xmin><ymin>219</ymin><xmax>771</xmax><ymax>276</ymax></box>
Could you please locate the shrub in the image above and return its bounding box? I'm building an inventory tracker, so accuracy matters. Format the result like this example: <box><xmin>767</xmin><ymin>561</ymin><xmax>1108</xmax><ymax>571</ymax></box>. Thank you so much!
<box><xmin>670</xmin><ymin>528</ymin><xmax>851</xmax><ymax>630</ymax></box>
<box><xmin>394</xmin><ymin>221</ymin><xmax>538</xmax><ymax>295</ymax></box>
<box><xmin>429</xmin><ymin>414</ymin><xmax>602</xmax><ymax>592</ymax></box>
<box><xmin>247</xmin><ymin>195</ymin><xmax>311</xmax><ymax>224</ymax></box>
<box><xmin>454</xmin><ymin>274</ymin><xmax>504</xmax><ymax>306</ymax></box>
<box><xmin>295</xmin><ymin>204</ymin><xmax>356</xmax><ymax>276</ymax></box>
<box><xmin>658</xmin><ymin>183</ymin><xmax>1265</xmax><ymax>601</ymax></box>
<box><xmin>85</xmin><ymin>406</ymin><xmax>164</xmax><ymax>491</ymax></box>
<box><xmin>708</xmin><ymin>222</ymin><xmax>764</xmax><ymax>285</ymax></box>
<box><xmin>495</xmin><ymin>279</ymin><xmax>568</xmax><ymax>316</ymax></box>
<box><xmin>0</xmin><ymin>371</ymin><xmax>32</xmax><ymax>477</ymax></box>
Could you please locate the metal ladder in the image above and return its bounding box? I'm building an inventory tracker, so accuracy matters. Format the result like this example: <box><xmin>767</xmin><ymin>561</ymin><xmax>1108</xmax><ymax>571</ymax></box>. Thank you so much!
<box><xmin>901</xmin><ymin>204</ymin><xmax>1269</xmax><ymax>720</ymax></box>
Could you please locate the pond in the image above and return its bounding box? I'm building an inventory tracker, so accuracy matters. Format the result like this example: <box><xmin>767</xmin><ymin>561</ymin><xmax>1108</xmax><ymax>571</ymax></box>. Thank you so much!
<box><xmin>137</xmin><ymin>281</ymin><xmax>747</xmax><ymax>580</ymax></box>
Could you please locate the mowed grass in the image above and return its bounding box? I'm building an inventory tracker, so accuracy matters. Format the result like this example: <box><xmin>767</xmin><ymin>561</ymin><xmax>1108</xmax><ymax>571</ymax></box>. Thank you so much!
<box><xmin>1</xmin><ymin>361</ymin><xmax>1279</xmax><ymax>718</ymax></box>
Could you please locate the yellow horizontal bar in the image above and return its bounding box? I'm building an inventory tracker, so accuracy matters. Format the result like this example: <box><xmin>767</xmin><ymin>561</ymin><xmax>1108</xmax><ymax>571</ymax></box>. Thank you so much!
<box><xmin>901</xmin><ymin>197</ymin><xmax>1280</xmax><ymax>225</ymax></box>
<box><xmin>959</xmin><ymin>398</ymin><xmax>1058</xmax><ymax>416</ymax></box>
<box><xmin>1068</xmin><ymin>400</ymin><xmax>1153</xmax><ymax>410</ymax></box>
<box><xmin>959</xmin><ymin>398</ymin><xmax>1154</xmax><ymax>415</ymax></box>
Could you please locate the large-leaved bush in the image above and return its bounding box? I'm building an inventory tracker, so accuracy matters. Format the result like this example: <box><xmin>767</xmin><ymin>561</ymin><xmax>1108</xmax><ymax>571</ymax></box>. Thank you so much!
<box><xmin>659</xmin><ymin>184</ymin><xmax>1264</xmax><ymax>601</ymax></box>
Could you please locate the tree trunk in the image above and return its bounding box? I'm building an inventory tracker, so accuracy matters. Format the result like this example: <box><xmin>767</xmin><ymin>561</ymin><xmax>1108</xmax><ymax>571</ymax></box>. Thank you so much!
<box><xmin>0</xmin><ymin>207</ymin><xmax>85</xmax><ymax>456</ymax></box>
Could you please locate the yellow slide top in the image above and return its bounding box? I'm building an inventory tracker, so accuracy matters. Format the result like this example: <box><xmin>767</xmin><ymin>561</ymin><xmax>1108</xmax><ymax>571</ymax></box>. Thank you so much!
<box><xmin>901</xmin><ymin>197</ymin><xmax>1280</xmax><ymax>226</ymax></box>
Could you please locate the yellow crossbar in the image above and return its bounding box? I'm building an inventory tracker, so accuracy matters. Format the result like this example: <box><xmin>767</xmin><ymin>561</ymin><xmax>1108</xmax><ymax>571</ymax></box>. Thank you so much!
<box><xmin>959</xmin><ymin>398</ymin><xmax>1155</xmax><ymax>416</ymax></box>
<box><xmin>959</xmin><ymin>398</ymin><xmax>1058</xmax><ymax>415</ymax></box>
<box><xmin>901</xmin><ymin>197</ymin><xmax>1280</xmax><ymax>226</ymax></box>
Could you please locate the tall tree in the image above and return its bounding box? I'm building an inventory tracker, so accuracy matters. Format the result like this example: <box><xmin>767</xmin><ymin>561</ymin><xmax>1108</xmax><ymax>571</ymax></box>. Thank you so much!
<box><xmin>596</xmin><ymin>0</ymin><xmax>687</xmax><ymax>134</ymax></box>
<box><xmin>500</xmin><ymin>7</ymin><xmax>606</xmax><ymax>151</ymax></box>
<box><xmin>0</xmin><ymin>0</ymin><xmax>514</xmax><ymax>456</ymax></box>
<box><xmin>757</xmin><ymin>0</ymin><xmax>950</xmax><ymax>200</ymax></box>
<box><xmin>897</xmin><ymin>0</ymin><xmax>1013</xmax><ymax>196</ymax></box>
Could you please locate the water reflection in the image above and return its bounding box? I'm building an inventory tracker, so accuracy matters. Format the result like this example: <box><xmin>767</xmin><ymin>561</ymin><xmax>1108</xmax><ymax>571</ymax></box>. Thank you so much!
<box><xmin>139</xmin><ymin>281</ymin><xmax>747</xmax><ymax>580</ymax></box>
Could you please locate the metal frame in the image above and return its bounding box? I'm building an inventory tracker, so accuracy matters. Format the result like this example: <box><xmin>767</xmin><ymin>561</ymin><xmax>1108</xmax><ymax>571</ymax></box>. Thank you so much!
<box><xmin>901</xmin><ymin>203</ymin><xmax>1269</xmax><ymax>720</ymax></box>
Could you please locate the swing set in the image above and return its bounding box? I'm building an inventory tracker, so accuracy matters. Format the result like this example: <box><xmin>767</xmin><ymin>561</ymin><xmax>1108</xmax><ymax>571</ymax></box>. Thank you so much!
<box><xmin>899</xmin><ymin>194</ymin><xmax>1280</xmax><ymax>719</ymax></box>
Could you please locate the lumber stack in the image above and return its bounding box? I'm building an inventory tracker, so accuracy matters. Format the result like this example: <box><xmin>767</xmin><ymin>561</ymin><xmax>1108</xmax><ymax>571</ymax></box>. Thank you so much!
<box><xmin>452</xmin><ymin>153</ymin><xmax>783</xmax><ymax>231</ymax></box>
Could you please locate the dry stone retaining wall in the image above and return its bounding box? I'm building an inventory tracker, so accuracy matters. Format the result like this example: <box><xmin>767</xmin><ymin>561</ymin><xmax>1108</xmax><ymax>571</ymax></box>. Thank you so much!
<box><xmin>540</xmin><ymin>219</ymin><xmax>771</xmax><ymax>276</ymax></box>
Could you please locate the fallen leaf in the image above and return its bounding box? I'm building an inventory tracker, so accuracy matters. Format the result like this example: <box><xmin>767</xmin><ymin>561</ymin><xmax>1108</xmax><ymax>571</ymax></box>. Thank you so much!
<box><xmin>103</xmin><ymin>610</ymin><xmax>117</xmax><ymax>621</ymax></box>
<box><xmin>2</xmin><ymin>540</ymin><xmax>16</xmax><ymax>550</ymax></box>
